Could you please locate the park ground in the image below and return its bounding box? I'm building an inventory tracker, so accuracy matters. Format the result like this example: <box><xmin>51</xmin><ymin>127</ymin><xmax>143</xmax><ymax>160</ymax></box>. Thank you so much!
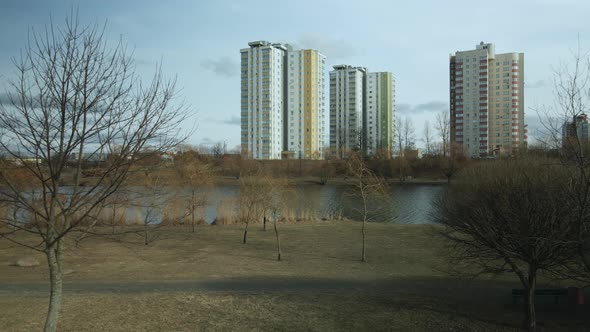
<box><xmin>0</xmin><ymin>222</ymin><xmax>588</xmax><ymax>331</ymax></box>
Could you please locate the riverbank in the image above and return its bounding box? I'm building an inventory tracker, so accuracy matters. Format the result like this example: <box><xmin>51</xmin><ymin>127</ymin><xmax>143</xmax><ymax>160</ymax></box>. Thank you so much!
<box><xmin>214</xmin><ymin>175</ymin><xmax>448</xmax><ymax>186</ymax></box>
<box><xmin>0</xmin><ymin>222</ymin><xmax>586</xmax><ymax>331</ymax></box>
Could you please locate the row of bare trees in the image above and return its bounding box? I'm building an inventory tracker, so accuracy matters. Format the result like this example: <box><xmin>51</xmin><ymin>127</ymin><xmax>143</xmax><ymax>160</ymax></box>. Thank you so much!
<box><xmin>233</xmin><ymin>154</ymin><xmax>391</xmax><ymax>264</ymax></box>
<box><xmin>237</xmin><ymin>174</ymin><xmax>290</xmax><ymax>260</ymax></box>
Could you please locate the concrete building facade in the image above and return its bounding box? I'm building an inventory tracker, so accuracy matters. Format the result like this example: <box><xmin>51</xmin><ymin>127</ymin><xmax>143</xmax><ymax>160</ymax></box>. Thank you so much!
<box><xmin>286</xmin><ymin>49</ymin><xmax>326</xmax><ymax>159</ymax></box>
<box><xmin>450</xmin><ymin>42</ymin><xmax>526</xmax><ymax>157</ymax></box>
<box><xmin>241</xmin><ymin>41</ymin><xmax>325</xmax><ymax>160</ymax></box>
<box><xmin>329</xmin><ymin>65</ymin><xmax>366</xmax><ymax>158</ymax></box>
<box><xmin>365</xmin><ymin>72</ymin><xmax>395</xmax><ymax>157</ymax></box>
<box><xmin>240</xmin><ymin>41</ymin><xmax>287</xmax><ymax>159</ymax></box>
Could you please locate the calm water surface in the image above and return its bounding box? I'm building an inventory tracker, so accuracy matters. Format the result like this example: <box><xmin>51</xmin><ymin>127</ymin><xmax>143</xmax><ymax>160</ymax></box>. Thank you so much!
<box><xmin>196</xmin><ymin>184</ymin><xmax>444</xmax><ymax>224</ymax></box>
<box><xmin>8</xmin><ymin>184</ymin><xmax>445</xmax><ymax>225</ymax></box>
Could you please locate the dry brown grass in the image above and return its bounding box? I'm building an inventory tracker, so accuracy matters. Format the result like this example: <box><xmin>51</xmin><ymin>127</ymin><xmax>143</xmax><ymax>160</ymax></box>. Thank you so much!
<box><xmin>0</xmin><ymin>292</ymin><xmax>519</xmax><ymax>332</ymax></box>
<box><xmin>0</xmin><ymin>222</ymin><xmax>449</xmax><ymax>282</ymax></box>
<box><xmin>0</xmin><ymin>222</ymin><xmax>586</xmax><ymax>331</ymax></box>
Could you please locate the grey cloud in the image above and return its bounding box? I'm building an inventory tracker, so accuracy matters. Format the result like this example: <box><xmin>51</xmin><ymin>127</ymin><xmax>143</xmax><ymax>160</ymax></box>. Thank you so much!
<box><xmin>296</xmin><ymin>34</ymin><xmax>363</xmax><ymax>60</ymax></box>
<box><xmin>526</xmin><ymin>80</ymin><xmax>549</xmax><ymax>89</ymax></box>
<box><xmin>221</xmin><ymin>115</ymin><xmax>241</xmax><ymax>125</ymax></box>
<box><xmin>124</xmin><ymin>55</ymin><xmax>152</xmax><ymax>67</ymax></box>
<box><xmin>397</xmin><ymin>103</ymin><xmax>411</xmax><ymax>113</ymax></box>
<box><xmin>201</xmin><ymin>137</ymin><xmax>212</xmax><ymax>143</ymax></box>
<box><xmin>134</xmin><ymin>58</ymin><xmax>152</xmax><ymax>67</ymax></box>
<box><xmin>201</xmin><ymin>57</ymin><xmax>239</xmax><ymax>78</ymax></box>
<box><xmin>397</xmin><ymin>101</ymin><xmax>447</xmax><ymax>114</ymax></box>
<box><xmin>414</xmin><ymin>101</ymin><xmax>447</xmax><ymax>112</ymax></box>
<box><xmin>206</xmin><ymin>116</ymin><xmax>241</xmax><ymax>126</ymax></box>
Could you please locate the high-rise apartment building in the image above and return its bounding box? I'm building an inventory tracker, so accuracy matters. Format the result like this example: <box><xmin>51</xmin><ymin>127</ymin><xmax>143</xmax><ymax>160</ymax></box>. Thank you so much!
<box><xmin>365</xmin><ymin>72</ymin><xmax>395</xmax><ymax>156</ymax></box>
<box><xmin>286</xmin><ymin>50</ymin><xmax>326</xmax><ymax>159</ymax></box>
<box><xmin>240</xmin><ymin>41</ymin><xmax>287</xmax><ymax>159</ymax></box>
<box><xmin>329</xmin><ymin>65</ymin><xmax>366</xmax><ymax>157</ymax></box>
<box><xmin>450</xmin><ymin>42</ymin><xmax>526</xmax><ymax>157</ymax></box>
<box><xmin>562</xmin><ymin>114</ymin><xmax>590</xmax><ymax>156</ymax></box>
<box><xmin>563</xmin><ymin>114</ymin><xmax>590</xmax><ymax>141</ymax></box>
<box><xmin>241</xmin><ymin>41</ymin><xmax>325</xmax><ymax>160</ymax></box>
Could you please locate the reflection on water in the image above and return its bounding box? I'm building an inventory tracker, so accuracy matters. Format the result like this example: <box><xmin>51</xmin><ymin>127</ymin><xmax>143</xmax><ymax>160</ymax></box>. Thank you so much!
<box><xmin>4</xmin><ymin>184</ymin><xmax>444</xmax><ymax>226</ymax></box>
<box><xmin>196</xmin><ymin>184</ymin><xmax>444</xmax><ymax>224</ymax></box>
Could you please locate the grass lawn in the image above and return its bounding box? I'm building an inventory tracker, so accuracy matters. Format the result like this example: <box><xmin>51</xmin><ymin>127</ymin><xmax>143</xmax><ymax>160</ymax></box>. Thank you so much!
<box><xmin>0</xmin><ymin>221</ymin><xmax>588</xmax><ymax>331</ymax></box>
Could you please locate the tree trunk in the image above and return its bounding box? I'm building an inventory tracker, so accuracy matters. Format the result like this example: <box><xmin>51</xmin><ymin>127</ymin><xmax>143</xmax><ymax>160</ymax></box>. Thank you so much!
<box><xmin>191</xmin><ymin>190</ymin><xmax>196</xmax><ymax>233</ymax></box>
<box><xmin>274</xmin><ymin>219</ymin><xmax>281</xmax><ymax>261</ymax></box>
<box><xmin>144</xmin><ymin>210</ymin><xmax>152</xmax><ymax>246</ymax></box>
<box><xmin>111</xmin><ymin>206</ymin><xmax>117</xmax><ymax>235</ymax></box>
<box><xmin>525</xmin><ymin>268</ymin><xmax>537</xmax><ymax>332</ymax></box>
<box><xmin>263</xmin><ymin>212</ymin><xmax>267</xmax><ymax>231</ymax></box>
<box><xmin>361</xmin><ymin>219</ymin><xmax>366</xmax><ymax>262</ymax></box>
<box><xmin>44</xmin><ymin>245</ymin><xmax>63</xmax><ymax>332</ymax></box>
<box><xmin>243</xmin><ymin>222</ymin><xmax>249</xmax><ymax>244</ymax></box>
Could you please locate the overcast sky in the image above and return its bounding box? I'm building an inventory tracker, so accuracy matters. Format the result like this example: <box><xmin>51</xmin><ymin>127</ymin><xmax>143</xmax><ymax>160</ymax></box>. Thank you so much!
<box><xmin>1</xmin><ymin>0</ymin><xmax>589</xmax><ymax>150</ymax></box>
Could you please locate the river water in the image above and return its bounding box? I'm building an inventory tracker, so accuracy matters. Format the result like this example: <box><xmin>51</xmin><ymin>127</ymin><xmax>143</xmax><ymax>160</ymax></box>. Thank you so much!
<box><xmin>4</xmin><ymin>184</ymin><xmax>445</xmax><ymax>226</ymax></box>
<box><xmin>190</xmin><ymin>183</ymin><xmax>445</xmax><ymax>224</ymax></box>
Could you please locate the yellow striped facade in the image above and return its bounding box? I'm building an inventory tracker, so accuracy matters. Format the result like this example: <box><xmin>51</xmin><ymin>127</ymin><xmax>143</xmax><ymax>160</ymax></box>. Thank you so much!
<box><xmin>286</xmin><ymin>49</ymin><xmax>325</xmax><ymax>159</ymax></box>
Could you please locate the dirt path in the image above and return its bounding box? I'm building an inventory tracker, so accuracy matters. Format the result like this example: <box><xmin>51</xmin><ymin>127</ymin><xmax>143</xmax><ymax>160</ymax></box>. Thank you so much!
<box><xmin>0</xmin><ymin>276</ymin><xmax>520</xmax><ymax>302</ymax></box>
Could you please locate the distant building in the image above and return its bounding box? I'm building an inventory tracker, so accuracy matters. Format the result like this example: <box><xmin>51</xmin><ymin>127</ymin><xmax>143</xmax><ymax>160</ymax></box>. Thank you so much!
<box><xmin>240</xmin><ymin>41</ymin><xmax>287</xmax><ymax>160</ymax></box>
<box><xmin>286</xmin><ymin>49</ymin><xmax>326</xmax><ymax>159</ymax></box>
<box><xmin>329</xmin><ymin>65</ymin><xmax>366</xmax><ymax>158</ymax></box>
<box><xmin>562</xmin><ymin>113</ymin><xmax>590</xmax><ymax>155</ymax></box>
<box><xmin>563</xmin><ymin>114</ymin><xmax>590</xmax><ymax>141</ymax></box>
<box><xmin>365</xmin><ymin>72</ymin><xmax>395</xmax><ymax>157</ymax></box>
<box><xmin>450</xmin><ymin>42</ymin><xmax>526</xmax><ymax>158</ymax></box>
<box><xmin>240</xmin><ymin>41</ymin><xmax>325</xmax><ymax>160</ymax></box>
<box><xmin>329</xmin><ymin>66</ymin><xmax>396</xmax><ymax>159</ymax></box>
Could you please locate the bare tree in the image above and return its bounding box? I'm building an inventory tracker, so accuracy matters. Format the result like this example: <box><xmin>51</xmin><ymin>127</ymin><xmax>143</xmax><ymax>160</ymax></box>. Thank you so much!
<box><xmin>237</xmin><ymin>177</ymin><xmax>263</xmax><ymax>244</ymax></box>
<box><xmin>175</xmin><ymin>152</ymin><xmax>211</xmax><ymax>232</ymax></box>
<box><xmin>422</xmin><ymin>120</ymin><xmax>433</xmax><ymax>155</ymax></box>
<box><xmin>140</xmin><ymin>172</ymin><xmax>159</xmax><ymax>245</ymax></box>
<box><xmin>271</xmin><ymin>202</ymin><xmax>282</xmax><ymax>261</ymax></box>
<box><xmin>258</xmin><ymin>175</ymin><xmax>290</xmax><ymax>260</ymax></box>
<box><xmin>136</xmin><ymin>168</ymin><xmax>171</xmax><ymax>246</ymax></box>
<box><xmin>393</xmin><ymin>116</ymin><xmax>416</xmax><ymax>154</ymax></box>
<box><xmin>0</xmin><ymin>14</ymin><xmax>189</xmax><ymax>332</ymax></box>
<box><xmin>435</xmin><ymin>110</ymin><xmax>450</xmax><ymax>157</ymax></box>
<box><xmin>211</xmin><ymin>142</ymin><xmax>225</xmax><ymax>159</ymax></box>
<box><xmin>393</xmin><ymin>115</ymin><xmax>415</xmax><ymax>183</ymax></box>
<box><xmin>347</xmin><ymin>152</ymin><xmax>389</xmax><ymax>262</ymax></box>
<box><xmin>435</xmin><ymin>158</ymin><xmax>579</xmax><ymax>331</ymax></box>
<box><xmin>534</xmin><ymin>46</ymin><xmax>590</xmax><ymax>284</ymax></box>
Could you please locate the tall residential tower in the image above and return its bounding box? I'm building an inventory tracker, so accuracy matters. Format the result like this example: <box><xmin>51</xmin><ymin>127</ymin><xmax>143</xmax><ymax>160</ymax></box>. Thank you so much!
<box><xmin>240</xmin><ymin>41</ymin><xmax>287</xmax><ymax>159</ymax></box>
<box><xmin>329</xmin><ymin>65</ymin><xmax>366</xmax><ymax>158</ymax></box>
<box><xmin>286</xmin><ymin>49</ymin><xmax>326</xmax><ymax>159</ymax></box>
<box><xmin>450</xmin><ymin>42</ymin><xmax>526</xmax><ymax>157</ymax></box>
<box><xmin>365</xmin><ymin>72</ymin><xmax>395</xmax><ymax>157</ymax></box>
<box><xmin>241</xmin><ymin>41</ymin><xmax>325</xmax><ymax>160</ymax></box>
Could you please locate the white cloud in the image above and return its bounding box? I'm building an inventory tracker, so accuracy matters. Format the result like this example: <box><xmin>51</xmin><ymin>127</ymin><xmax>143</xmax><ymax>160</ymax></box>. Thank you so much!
<box><xmin>296</xmin><ymin>33</ymin><xmax>363</xmax><ymax>60</ymax></box>
<box><xmin>397</xmin><ymin>101</ymin><xmax>447</xmax><ymax>114</ymax></box>
<box><xmin>201</xmin><ymin>57</ymin><xmax>239</xmax><ymax>78</ymax></box>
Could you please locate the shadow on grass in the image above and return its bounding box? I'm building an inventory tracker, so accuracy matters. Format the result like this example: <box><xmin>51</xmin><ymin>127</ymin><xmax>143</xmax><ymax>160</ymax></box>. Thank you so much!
<box><xmin>2</xmin><ymin>272</ymin><xmax>588</xmax><ymax>330</ymax></box>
